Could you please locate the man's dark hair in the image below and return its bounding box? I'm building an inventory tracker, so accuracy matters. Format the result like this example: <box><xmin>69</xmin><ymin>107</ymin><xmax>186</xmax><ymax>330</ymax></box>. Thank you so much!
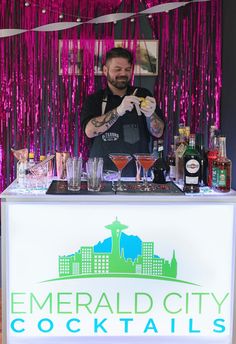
<box><xmin>105</xmin><ymin>47</ymin><xmax>133</xmax><ymax>65</ymax></box>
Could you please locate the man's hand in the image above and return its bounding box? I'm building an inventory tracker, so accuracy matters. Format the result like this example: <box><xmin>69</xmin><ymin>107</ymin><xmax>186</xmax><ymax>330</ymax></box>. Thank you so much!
<box><xmin>117</xmin><ymin>95</ymin><xmax>140</xmax><ymax>116</ymax></box>
<box><xmin>140</xmin><ymin>96</ymin><xmax>156</xmax><ymax>118</ymax></box>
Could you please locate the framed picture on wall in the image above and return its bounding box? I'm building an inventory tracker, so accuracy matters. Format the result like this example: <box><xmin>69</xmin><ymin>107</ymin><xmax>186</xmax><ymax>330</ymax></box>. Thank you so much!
<box><xmin>59</xmin><ymin>40</ymin><xmax>158</xmax><ymax>76</ymax></box>
<box><xmin>115</xmin><ymin>40</ymin><xmax>158</xmax><ymax>76</ymax></box>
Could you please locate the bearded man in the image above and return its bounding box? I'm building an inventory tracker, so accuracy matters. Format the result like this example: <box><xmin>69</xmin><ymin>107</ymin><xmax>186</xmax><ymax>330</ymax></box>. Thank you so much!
<box><xmin>80</xmin><ymin>47</ymin><xmax>164</xmax><ymax>176</ymax></box>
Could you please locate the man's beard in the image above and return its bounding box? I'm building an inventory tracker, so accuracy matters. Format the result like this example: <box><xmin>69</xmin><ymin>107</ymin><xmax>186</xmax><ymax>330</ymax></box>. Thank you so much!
<box><xmin>107</xmin><ymin>72</ymin><xmax>130</xmax><ymax>90</ymax></box>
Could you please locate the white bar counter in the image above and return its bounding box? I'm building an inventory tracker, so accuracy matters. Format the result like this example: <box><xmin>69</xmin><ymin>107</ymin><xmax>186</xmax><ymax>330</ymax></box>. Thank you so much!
<box><xmin>1</xmin><ymin>181</ymin><xmax>236</xmax><ymax>344</ymax></box>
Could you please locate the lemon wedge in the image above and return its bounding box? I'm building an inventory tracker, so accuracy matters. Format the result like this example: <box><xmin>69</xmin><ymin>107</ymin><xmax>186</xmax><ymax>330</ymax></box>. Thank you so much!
<box><xmin>139</xmin><ymin>97</ymin><xmax>148</xmax><ymax>108</ymax></box>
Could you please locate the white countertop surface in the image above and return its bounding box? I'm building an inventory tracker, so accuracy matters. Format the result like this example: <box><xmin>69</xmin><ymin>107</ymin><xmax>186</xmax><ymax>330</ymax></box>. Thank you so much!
<box><xmin>1</xmin><ymin>179</ymin><xmax>236</xmax><ymax>203</ymax></box>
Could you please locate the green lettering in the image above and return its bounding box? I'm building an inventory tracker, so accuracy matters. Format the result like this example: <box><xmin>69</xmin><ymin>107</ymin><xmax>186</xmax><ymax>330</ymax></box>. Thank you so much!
<box><xmin>57</xmin><ymin>293</ymin><xmax>72</xmax><ymax>314</ymax></box>
<box><xmin>163</xmin><ymin>293</ymin><xmax>182</xmax><ymax>314</ymax></box>
<box><xmin>117</xmin><ymin>293</ymin><xmax>132</xmax><ymax>314</ymax></box>
<box><xmin>192</xmin><ymin>293</ymin><xmax>209</xmax><ymax>314</ymax></box>
<box><xmin>185</xmin><ymin>293</ymin><xmax>189</xmax><ymax>314</ymax></box>
<box><xmin>11</xmin><ymin>293</ymin><xmax>26</xmax><ymax>314</ymax></box>
<box><xmin>76</xmin><ymin>293</ymin><xmax>92</xmax><ymax>314</ymax></box>
<box><xmin>94</xmin><ymin>293</ymin><xmax>113</xmax><ymax>314</ymax></box>
<box><xmin>135</xmin><ymin>293</ymin><xmax>153</xmax><ymax>314</ymax></box>
<box><xmin>30</xmin><ymin>293</ymin><xmax>52</xmax><ymax>313</ymax></box>
<box><xmin>211</xmin><ymin>293</ymin><xmax>229</xmax><ymax>314</ymax></box>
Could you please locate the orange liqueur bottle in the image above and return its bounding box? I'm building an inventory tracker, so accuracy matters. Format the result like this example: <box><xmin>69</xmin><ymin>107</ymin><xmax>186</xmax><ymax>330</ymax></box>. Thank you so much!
<box><xmin>213</xmin><ymin>136</ymin><xmax>231</xmax><ymax>192</ymax></box>
<box><xmin>207</xmin><ymin>125</ymin><xmax>218</xmax><ymax>187</ymax></box>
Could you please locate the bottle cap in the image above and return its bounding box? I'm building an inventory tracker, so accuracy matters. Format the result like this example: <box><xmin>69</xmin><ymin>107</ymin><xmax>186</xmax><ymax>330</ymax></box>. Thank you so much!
<box><xmin>184</xmin><ymin>126</ymin><xmax>190</xmax><ymax>137</ymax></box>
<box><xmin>40</xmin><ymin>155</ymin><xmax>46</xmax><ymax>161</ymax></box>
<box><xmin>189</xmin><ymin>134</ymin><xmax>195</xmax><ymax>140</ymax></box>
<box><xmin>153</xmin><ymin>140</ymin><xmax>158</xmax><ymax>149</ymax></box>
<box><xmin>29</xmin><ymin>152</ymin><xmax>34</xmax><ymax>159</ymax></box>
<box><xmin>210</xmin><ymin>125</ymin><xmax>217</xmax><ymax>131</ymax></box>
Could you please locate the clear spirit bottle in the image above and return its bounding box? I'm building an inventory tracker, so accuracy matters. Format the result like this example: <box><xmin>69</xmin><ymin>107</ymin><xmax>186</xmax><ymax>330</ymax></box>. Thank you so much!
<box><xmin>28</xmin><ymin>152</ymin><xmax>35</xmax><ymax>169</ymax></box>
<box><xmin>26</xmin><ymin>152</ymin><xmax>35</xmax><ymax>188</ymax></box>
<box><xmin>175</xmin><ymin>125</ymin><xmax>187</xmax><ymax>183</ymax></box>
<box><xmin>17</xmin><ymin>160</ymin><xmax>27</xmax><ymax>187</ymax></box>
<box><xmin>167</xmin><ymin>144</ymin><xmax>176</xmax><ymax>181</ymax></box>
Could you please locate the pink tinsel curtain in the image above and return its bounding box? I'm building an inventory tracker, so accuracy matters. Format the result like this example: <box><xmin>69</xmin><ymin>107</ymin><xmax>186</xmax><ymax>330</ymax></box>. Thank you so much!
<box><xmin>0</xmin><ymin>0</ymin><xmax>122</xmax><ymax>190</ymax></box>
<box><xmin>142</xmin><ymin>0</ymin><xmax>222</xmax><ymax>149</ymax></box>
<box><xmin>0</xmin><ymin>0</ymin><xmax>222</xmax><ymax>191</ymax></box>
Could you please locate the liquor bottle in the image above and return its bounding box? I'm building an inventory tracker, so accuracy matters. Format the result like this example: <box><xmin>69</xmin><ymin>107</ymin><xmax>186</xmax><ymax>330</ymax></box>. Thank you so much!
<box><xmin>152</xmin><ymin>140</ymin><xmax>158</xmax><ymax>159</ymax></box>
<box><xmin>39</xmin><ymin>155</ymin><xmax>48</xmax><ymax>188</ymax></box>
<box><xmin>26</xmin><ymin>152</ymin><xmax>35</xmax><ymax>188</ymax></box>
<box><xmin>152</xmin><ymin>139</ymin><xmax>167</xmax><ymax>184</ymax></box>
<box><xmin>196</xmin><ymin>133</ymin><xmax>207</xmax><ymax>186</ymax></box>
<box><xmin>46</xmin><ymin>153</ymin><xmax>54</xmax><ymax>178</ymax></box>
<box><xmin>39</xmin><ymin>155</ymin><xmax>48</xmax><ymax>174</ymax></box>
<box><xmin>207</xmin><ymin>126</ymin><xmax>219</xmax><ymax>187</ymax></box>
<box><xmin>28</xmin><ymin>152</ymin><xmax>35</xmax><ymax>169</ymax></box>
<box><xmin>175</xmin><ymin>125</ymin><xmax>187</xmax><ymax>183</ymax></box>
<box><xmin>40</xmin><ymin>155</ymin><xmax>46</xmax><ymax>162</ymax></box>
<box><xmin>17</xmin><ymin>160</ymin><xmax>28</xmax><ymax>187</ymax></box>
<box><xmin>184</xmin><ymin>126</ymin><xmax>190</xmax><ymax>144</ymax></box>
<box><xmin>183</xmin><ymin>134</ymin><xmax>200</xmax><ymax>193</ymax></box>
<box><xmin>213</xmin><ymin>136</ymin><xmax>231</xmax><ymax>192</ymax></box>
<box><xmin>167</xmin><ymin>144</ymin><xmax>176</xmax><ymax>181</ymax></box>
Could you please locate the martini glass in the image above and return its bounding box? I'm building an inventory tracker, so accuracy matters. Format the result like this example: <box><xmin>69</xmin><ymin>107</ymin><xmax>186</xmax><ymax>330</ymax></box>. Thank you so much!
<box><xmin>133</xmin><ymin>153</ymin><xmax>157</xmax><ymax>191</ymax></box>
<box><xmin>109</xmin><ymin>153</ymin><xmax>132</xmax><ymax>191</ymax></box>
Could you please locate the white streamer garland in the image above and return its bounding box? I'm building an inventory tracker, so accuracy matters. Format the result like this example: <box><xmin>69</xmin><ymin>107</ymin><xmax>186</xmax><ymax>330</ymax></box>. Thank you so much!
<box><xmin>86</xmin><ymin>13</ymin><xmax>134</xmax><ymax>24</ymax></box>
<box><xmin>33</xmin><ymin>22</ymin><xmax>81</xmax><ymax>32</ymax></box>
<box><xmin>139</xmin><ymin>2</ymin><xmax>189</xmax><ymax>14</ymax></box>
<box><xmin>0</xmin><ymin>0</ymin><xmax>211</xmax><ymax>38</ymax></box>
<box><xmin>0</xmin><ymin>29</ymin><xmax>28</xmax><ymax>37</ymax></box>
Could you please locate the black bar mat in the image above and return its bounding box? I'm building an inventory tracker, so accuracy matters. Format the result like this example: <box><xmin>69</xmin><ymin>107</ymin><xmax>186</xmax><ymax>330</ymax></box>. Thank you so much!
<box><xmin>46</xmin><ymin>180</ymin><xmax>114</xmax><ymax>195</ymax></box>
<box><xmin>115</xmin><ymin>181</ymin><xmax>184</xmax><ymax>194</ymax></box>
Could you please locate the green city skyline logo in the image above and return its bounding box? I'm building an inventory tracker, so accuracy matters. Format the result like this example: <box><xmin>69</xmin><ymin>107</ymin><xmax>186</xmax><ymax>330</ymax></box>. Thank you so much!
<box><xmin>44</xmin><ymin>218</ymin><xmax>198</xmax><ymax>285</ymax></box>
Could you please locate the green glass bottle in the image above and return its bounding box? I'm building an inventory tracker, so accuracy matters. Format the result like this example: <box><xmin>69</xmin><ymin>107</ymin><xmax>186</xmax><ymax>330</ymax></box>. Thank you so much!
<box><xmin>183</xmin><ymin>134</ymin><xmax>200</xmax><ymax>193</ymax></box>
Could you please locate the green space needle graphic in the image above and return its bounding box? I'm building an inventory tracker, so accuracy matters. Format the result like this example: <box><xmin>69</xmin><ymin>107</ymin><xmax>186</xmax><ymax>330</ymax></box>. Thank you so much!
<box><xmin>58</xmin><ymin>217</ymin><xmax>178</xmax><ymax>280</ymax></box>
<box><xmin>105</xmin><ymin>217</ymin><xmax>134</xmax><ymax>273</ymax></box>
<box><xmin>106</xmin><ymin>217</ymin><xmax>128</xmax><ymax>258</ymax></box>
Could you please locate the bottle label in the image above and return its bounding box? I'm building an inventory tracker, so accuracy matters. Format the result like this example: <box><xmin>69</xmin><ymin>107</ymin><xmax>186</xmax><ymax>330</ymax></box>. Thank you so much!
<box><xmin>169</xmin><ymin>166</ymin><xmax>176</xmax><ymax>179</ymax></box>
<box><xmin>218</xmin><ymin>169</ymin><xmax>227</xmax><ymax>187</ymax></box>
<box><xmin>212</xmin><ymin>167</ymin><xmax>218</xmax><ymax>187</ymax></box>
<box><xmin>176</xmin><ymin>143</ymin><xmax>186</xmax><ymax>158</ymax></box>
<box><xmin>17</xmin><ymin>161</ymin><xmax>27</xmax><ymax>185</ymax></box>
<box><xmin>186</xmin><ymin>159</ymin><xmax>200</xmax><ymax>174</ymax></box>
<box><xmin>186</xmin><ymin>176</ymin><xmax>199</xmax><ymax>185</ymax></box>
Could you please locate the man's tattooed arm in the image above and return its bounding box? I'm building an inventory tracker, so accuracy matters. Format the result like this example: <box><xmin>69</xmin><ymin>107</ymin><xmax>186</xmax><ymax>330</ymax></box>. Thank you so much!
<box><xmin>148</xmin><ymin>113</ymin><xmax>165</xmax><ymax>138</ymax></box>
<box><xmin>85</xmin><ymin>108</ymin><xmax>120</xmax><ymax>138</ymax></box>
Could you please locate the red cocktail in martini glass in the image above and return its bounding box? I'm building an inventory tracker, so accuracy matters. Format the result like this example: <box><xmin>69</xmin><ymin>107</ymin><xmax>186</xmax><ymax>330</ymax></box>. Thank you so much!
<box><xmin>133</xmin><ymin>153</ymin><xmax>157</xmax><ymax>191</ymax></box>
<box><xmin>109</xmin><ymin>153</ymin><xmax>132</xmax><ymax>191</ymax></box>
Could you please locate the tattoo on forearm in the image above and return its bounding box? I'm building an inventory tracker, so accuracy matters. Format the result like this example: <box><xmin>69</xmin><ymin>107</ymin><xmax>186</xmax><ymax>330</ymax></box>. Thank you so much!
<box><xmin>91</xmin><ymin>108</ymin><xmax>119</xmax><ymax>129</ymax></box>
<box><xmin>93</xmin><ymin>131</ymin><xmax>103</xmax><ymax>137</ymax></box>
<box><xmin>150</xmin><ymin>113</ymin><xmax>164</xmax><ymax>137</ymax></box>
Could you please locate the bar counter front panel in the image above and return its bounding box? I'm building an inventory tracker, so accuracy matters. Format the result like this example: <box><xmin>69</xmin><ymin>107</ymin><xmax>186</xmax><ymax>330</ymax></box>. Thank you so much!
<box><xmin>1</xmin><ymin>189</ymin><xmax>236</xmax><ymax>344</ymax></box>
